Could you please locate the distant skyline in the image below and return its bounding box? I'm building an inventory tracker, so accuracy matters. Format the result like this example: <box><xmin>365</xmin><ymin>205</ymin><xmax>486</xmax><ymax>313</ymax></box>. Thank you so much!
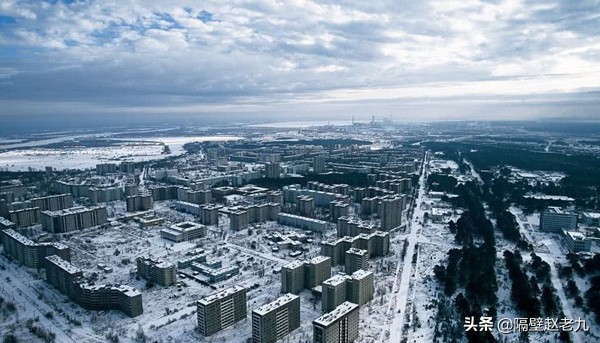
<box><xmin>1</xmin><ymin>0</ymin><xmax>599</xmax><ymax>122</ymax></box>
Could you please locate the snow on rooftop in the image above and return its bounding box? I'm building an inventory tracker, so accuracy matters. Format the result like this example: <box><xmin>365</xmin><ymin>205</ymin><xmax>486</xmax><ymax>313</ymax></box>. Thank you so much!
<box><xmin>323</xmin><ymin>274</ymin><xmax>349</xmax><ymax>286</ymax></box>
<box><xmin>307</xmin><ymin>256</ymin><xmax>329</xmax><ymax>264</ymax></box>
<box><xmin>346</xmin><ymin>248</ymin><xmax>368</xmax><ymax>256</ymax></box>
<box><xmin>45</xmin><ymin>255</ymin><xmax>82</xmax><ymax>275</ymax></box>
<box><xmin>313</xmin><ymin>301</ymin><xmax>358</xmax><ymax>326</ymax></box>
<box><xmin>252</xmin><ymin>293</ymin><xmax>299</xmax><ymax>316</ymax></box>
<box><xmin>197</xmin><ymin>285</ymin><xmax>246</xmax><ymax>306</ymax></box>
<box><xmin>283</xmin><ymin>260</ymin><xmax>304</xmax><ymax>270</ymax></box>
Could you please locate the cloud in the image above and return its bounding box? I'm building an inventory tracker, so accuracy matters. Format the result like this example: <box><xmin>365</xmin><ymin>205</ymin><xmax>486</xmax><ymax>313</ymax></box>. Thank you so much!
<box><xmin>0</xmin><ymin>0</ymin><xmax>599</xmax><ymax>121</ymax></box>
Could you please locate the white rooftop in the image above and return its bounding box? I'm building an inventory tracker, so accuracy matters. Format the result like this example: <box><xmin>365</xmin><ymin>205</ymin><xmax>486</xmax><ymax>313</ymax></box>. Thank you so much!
<box><xmin>198</xmin><ymin>285</ymin><xmax>246</xmax><ymax>306</ymax></box>
<box><xmin>253</xmin><ymin>293</ymin><xmax>299</xmax><ymax>316</ymax></box>
<box><xmin>313</xmin><ymin>301</ymin><xmax>358</xmax><ymax>326</ymax></box>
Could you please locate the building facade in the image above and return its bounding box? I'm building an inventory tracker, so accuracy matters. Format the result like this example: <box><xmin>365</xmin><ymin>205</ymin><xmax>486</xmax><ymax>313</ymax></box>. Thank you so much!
<box><xmin>252</xmin><ymin>293</ymin><xmax>300</xmax><ymax>343</ymax></box>
<box><xmin>313</xmin><ymin>302</ymin><xmax>359</xmax><ymax>343</ymax></box>
<box><xmin>197</xmin><ymin>286</ymin><xmax>247</xmax><ymax>336</ymax></box>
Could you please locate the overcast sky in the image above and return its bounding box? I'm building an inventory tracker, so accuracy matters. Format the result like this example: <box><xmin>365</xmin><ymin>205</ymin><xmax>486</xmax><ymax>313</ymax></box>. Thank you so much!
<box><xmin>1</xmin><ymin>0</ymin><xmax>599</xmax><ymax>123</ymax></box>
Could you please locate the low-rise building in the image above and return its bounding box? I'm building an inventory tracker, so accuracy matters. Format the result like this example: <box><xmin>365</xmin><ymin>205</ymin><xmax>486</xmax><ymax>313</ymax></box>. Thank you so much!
<box><xmin>160</xmin><ymin>222</ymin><xmax>206</xmax><ymax>242</ymax></box>
<box><xmin>563</xmin><ymin>230</ymin><xmax>592</xmax><ymax>253</ymax></box>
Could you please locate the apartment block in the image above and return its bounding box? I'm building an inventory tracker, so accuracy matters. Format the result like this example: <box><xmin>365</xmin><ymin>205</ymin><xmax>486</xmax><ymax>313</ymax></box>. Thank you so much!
<box><xmin>197</xmin><ymin>286</ymin><xmax>247</xmax><ymax>336</ymax></box>
<box><xmin>252</xmin><ymin>293</ymin><xmax>300</xmax><ymax>343</ymax></box>
<box><xmin>313</xmin><ymin>302</ymin><xmax>359</xmax><ymax>343</ymax></box>
<box><xmin>41</xmin><ymin>206</ymin><xmax>108</xmax><ymax>233</ymax></box>
<box><xmin>9</xmin><ymin>207</ymin><xmax>40</xmax><ymax>227</ymax></box>
<box><xmin>1</xmin><ymin>229</ymin><xmax>71</xmax><ymax>268</ymax></box>
<box><xmin>304</xmin><ymin>256</ymin><xmax>332</xmax><ymax>289</ymax></box>
<box><xmin>136</xmin><ymin>257</ymin><xmax>177</xmax><ymax>286</ymax></box>
<box><xmin>321</xmin><ymin>231</ymin><xmax>389</xmax><ymax>266</ymax></box>
<box><xmin>345</xmin><ymin>248</ymin><xmax>369</xmax><ymax>274</ymax></box>
<box><xmin>44</xmin><ymin>255</ymin><xmax>143</xmax><ymax>317</ymax></box>
<box><xmin>265</xmin><ymin>162</ymin><xmax>281</xmax><ymax>178</ymax></box>
<box><xmin>330</xmin><ymin>201</ymin><xmax>350</xmax><ymax>222</ymax></box>
<box><xmin>277</xmin><ymin>213</ymin><xmax>328</xmax><ymax>232</ymax></box>
<box><xmin>30</xmin><ymin>194</ymin><xmax>74</xmax><ymax>211</ymax></box>
<box><xmin>346</xmin><ymin>270</ymin><xmax>374</xmax><ymax>307</ymax></box>
<box><xmin>297</xmin><ymin>195</ymin><xmax>315</xmax><ymax>217</ymax></box>
<box><xmin>126</xmin><ymin>194</ymin><xmax>154</xmax><ymax>212</ymax></box>
<box><xmin>322</xmin><ymin>275</ymin><xmax>348</xmax><ymax>313</ymax></box>
<box><xmin>281</xmin><ymin>261</ymin><xmax>305</xmax><ymax>295</ymax></box>
<box><xmin>89</xmin><ymin>186</ymin><xmax>123</xmax><ymax>204</ymax></box>
<box><xmin>200</xmin><ymin>204</ymin><xmax>220</xmax><ymax>225</ymax></box>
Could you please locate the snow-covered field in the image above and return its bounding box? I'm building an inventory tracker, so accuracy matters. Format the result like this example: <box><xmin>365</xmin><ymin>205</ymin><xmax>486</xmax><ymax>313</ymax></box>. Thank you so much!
<box><xmin>0</xmin><ymin>135</ymin><xmax>240</xmax><ymax>172</ymax></box>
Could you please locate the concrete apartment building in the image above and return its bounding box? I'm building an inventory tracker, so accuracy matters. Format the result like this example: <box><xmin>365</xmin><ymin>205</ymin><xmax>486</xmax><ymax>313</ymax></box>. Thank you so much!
<box><xmin>41</xmin><ymin>206</ymin><xmax>108</xmax><ymax>233</ymax></box>
<box><xmin>540</xmin><ymin>207</ymin><xmax>578</xmax><ymax>233</ymax></box>
<box><xmin>197</xmin><ymin>286</ymin><xmax>247</xmax><ymax>336</ymax></box>
<box><xmin>346</xmin><ymin>270</ymin><xmax>374</xmax><ymax>307</ymax></box>
<box><xmin>266</xmin><ymin>191</ymin><xmax>284</xmax><ymax>205</ymax></box>
<box><xmin>252</xmin><ymin>293</ymin><xmax>300</xmax><ymax>343</ymax></box>
<box><xmin>74</xmin><ymin>282</ymin><xmax>143</xmax><ymax>317</ymax></box>
<box><xmin>313</xmin><ymin>156</ymin><xmax>326</xmax><ymax>173</ymax></box>
<box><xmin>136</xmin><ymin>257</ymin><xmax>177</xmax><ymax>286</ymax></box>
<box><xmin>345</xmin><ymin>248</ymin><xmax>369</xmax><ymax>274</ymax></box>
<box><xmin>52</xmin><ymin>180</ymin><xmax>90</xmax><ymax>198</ymax></box>
<box><xmin>304</xmin><ymin>256</ymin><xmax>332</xmax><ymax>289</ymax></box>
<box><xmin>313</xmin><ymin>302</ymin><xmax>360</xmax><ymax>343</ymax></box>
<box><xmin>321</xmin><ymin>270</ymin><xmax>374</xmax><ymax>312</ymax></box>
<box><xmin>277</xmin><ymin>213</ymin><xmax>329</xmax><ymax>233</ymax></box>
<box><xmin>297</xmin><ymin>195</ymin><xmax>315</xmax><ymax>217</ymax></box>
<box><xmin>330</xmin><ymin>201</ymin><xmax>350</xmax><ymax>222</ymax></box>
<box><xmin>281</xmin><ymin>260</ymin><xmax>305</xmax><ymax>294</ymax></box>
<box><xmin>229</xmin><ymin>203</ymin><xmax>281</xmax><ymax>230</ymax></box>
<box><xmin>281</xmin><ymin>257</ymin><xmax>332</xmax><ymax>294</ymax></box>
<box><xmin>44</xmin><ymin>254</ymin><xmax>83</xmax><ymax>299</ymax></box>
<box><xmin>379</xmin><ymin>196</ymin><xmax>403</xmax><ymax>231</ymax></box>
<box><xmin>126</xmin><ymin>194</ymin><xmax>154</xmax><ymax>212</ymax></box>
<box><xmin>29</xmin><ymin>194</ymin><xmax>74</xmax><ymax>211</ymax></box>
<box><xmin>1</xmin><ymin>229</ymin><xmax>71</xmax><ymax>268</ymax></box>
<box><xmin>9</xmin><ymin>207</ymin><xmax>41</xmax><ymax>227</ymax></box>
<box><xmin>96</xmin><ymin>163</ymin><xmax>118</xmax><ymax>174</ymax></box>
<box><xmin>265</xmin><ymin>162</ymin><xmax>281</xmax><ymax>178</ymax></box>
<box><xmin>89</xmin><ymin>186</ymin><xmax>123</xmax><ymax>204</ymax></box>
<box><xmin>0</xmin><ymin>182</ymin><xmax>26</xmax><ymax>199</ymax></box>
<box><xmin>200</xmin><ymin>204</ymin><xmax>220</xmax><ymax>225</ymax></box>
<box><xmin>44</xmin><ymin>255</ymin><xmax>143</xmax><ymax>317</ymax></box>
<box><xmin>321</xmin><ymin>231</ymin><xmax>389</xmax><ymax>266</ymax></box>
<box><xmin>160</xmin><ymin>221</ymin><xmax>206</xmax><ymax>242</ymax></box>
<box><xmin>229</xmin><ymin>209</ymin><xmax>249</xmax><ymax>231</ymax></box>
<box><xmin>322</xmin><ymin>275</ymin><xmax>348</xmax><ymax>313</ymax></box>
<box><xmin>0</xmin><ymin>217</ymin><xmax>15</xmax><ymax>230</ymax></box>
